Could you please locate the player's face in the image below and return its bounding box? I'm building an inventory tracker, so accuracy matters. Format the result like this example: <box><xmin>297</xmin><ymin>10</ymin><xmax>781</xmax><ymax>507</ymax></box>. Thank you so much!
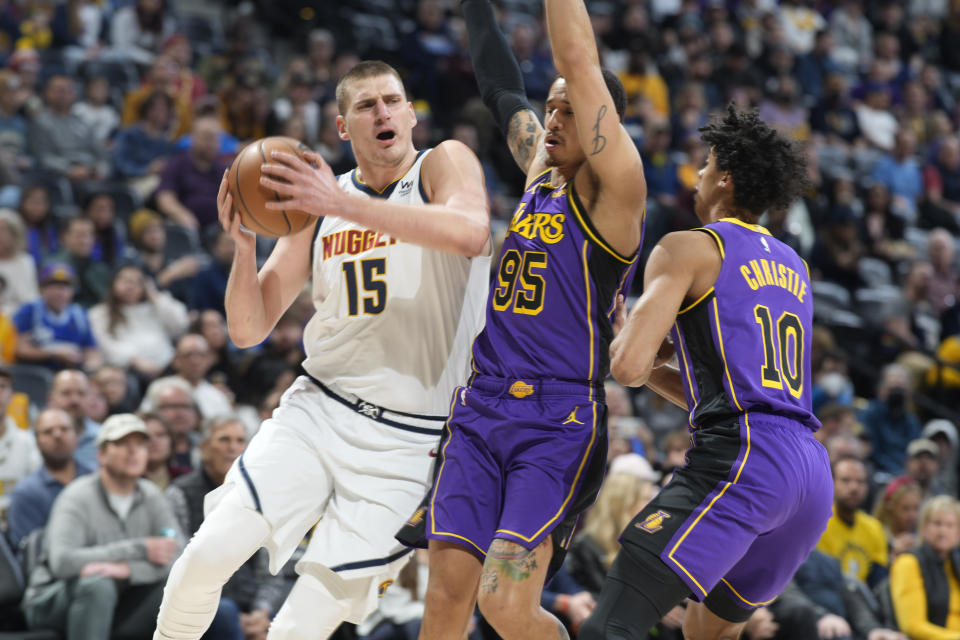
<box><xmin>693</xmin><ymin>150</ymin><xmax>723</xmax><ymax>223</ymax></box>
<box><xmin>544</xmin><ymin>78</ymin><xmax>585</xmax><ymax>169</ymax></box>
<box><xmin>338</xmin><ymin>74</ymin><xmax>416</xmax><ymax>168</ymax></box>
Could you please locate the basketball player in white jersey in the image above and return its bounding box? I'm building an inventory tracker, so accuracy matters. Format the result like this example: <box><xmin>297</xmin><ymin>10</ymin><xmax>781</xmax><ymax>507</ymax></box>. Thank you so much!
<box><xmin>154</xmin><ymin>60</ymin><xmax>491</xmax><ymax>640</ymax></box>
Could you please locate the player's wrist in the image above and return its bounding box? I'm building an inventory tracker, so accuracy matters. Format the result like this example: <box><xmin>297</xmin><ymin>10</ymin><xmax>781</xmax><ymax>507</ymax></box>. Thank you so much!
<box><xmin>556</xmin><ymin>594</ymin><xmax>570</xmax><ymax>615</ymax></box>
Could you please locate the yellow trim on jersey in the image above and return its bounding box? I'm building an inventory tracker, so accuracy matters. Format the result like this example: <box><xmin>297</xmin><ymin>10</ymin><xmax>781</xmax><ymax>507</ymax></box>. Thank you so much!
<box><xmin>721</xmin><ymin>577</ymin><xmax>777</xmax><ymax>607</ymax></box>
<box><xmin>698</xmin><ymin>227</ymin><xmax>726</xmax><ymax>259</ymax></box>
<box><xmin>718</xmin><ymin>217</ymin><xmax>772</xmax><ymax>236</ymax></box>
<box><xmin>713</xmin><ymin>297</ymin><xmax>743</xmax><ymax>412</ymax></box>
<box><xmin>583</xmin><ymin>241</ymin><xmax>595</xmax><ymax>385</ymax></box>
<box><xmin>430</xmin><ymin>395</ymin><xmax>487</xmax><ymax>557</ymax></box>
<box><xmin>673</xmin><ymin>322</ymin><xmax>697</xmax><ymax>429</ymax></box>
<box><xmin>354</xmin><ymin>170</ymin><xmax>405</xmax><ymax>195</ymax></box>
<box><xmin>525</xmin><ymin>168</ymin><xmax>553</xmax><ymax>192</ymax></box>
<box><xmin>667</xmin><ymin>411</ymin><xmax>753</xmax><ymax>596</ymax></box>
<box><xmin>495</xmin><ymin>400</ymin><xmax>598</xmax><ymax>543</ymax></box>
<box><xmin>567</xmin><ymin>191</ymin><xmax>635</xmax><ymax>265</ymax></box>
<box><xmin>801</xmin><ymin>258</ymin><xmax>811</xmax><ymax>280</ymax></box>
<box><xmin>678</xmin><ymin>287</ymin><xmax>714</xmax><ymax>315</ymax></box>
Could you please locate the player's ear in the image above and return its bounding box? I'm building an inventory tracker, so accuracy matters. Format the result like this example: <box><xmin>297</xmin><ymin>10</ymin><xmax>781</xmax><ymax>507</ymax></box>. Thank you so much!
<box><xmin>408</xmin><ymin>102</ymin><xmax>417</xmax><ymax>129</ymax></box>
<box><xmin>336</xmin><ymin>115</ymin><xmax>349</xmax><ymax>141</ymax></box>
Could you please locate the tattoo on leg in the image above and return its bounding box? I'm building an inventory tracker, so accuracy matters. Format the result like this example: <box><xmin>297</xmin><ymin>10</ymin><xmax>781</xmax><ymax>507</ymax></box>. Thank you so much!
<box><xmin>479</xmin><ymin>567</ymin><xmax>499</xmax><ymax>594</ymax></box>
<box><xmin>590</xmin><ymin>104</ymin><xmax>608</xmax><ymax>155</ymax></box>
<box><xmin>483</xmin><ymin>541</ymin><xmax>540</xmax><ymax>586</ymax></box>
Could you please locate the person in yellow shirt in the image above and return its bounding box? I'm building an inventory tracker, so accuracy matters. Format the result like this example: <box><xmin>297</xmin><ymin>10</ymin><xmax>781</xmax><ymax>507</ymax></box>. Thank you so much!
<box><xmin>817</xmin><ymin>457</ymin><xmax>890</xmax><ymax>586</ymax></box>
<box><xmin>891</xmin><ymin>495</ymin><xmax>960</xmax><ymax>639</ymax></box>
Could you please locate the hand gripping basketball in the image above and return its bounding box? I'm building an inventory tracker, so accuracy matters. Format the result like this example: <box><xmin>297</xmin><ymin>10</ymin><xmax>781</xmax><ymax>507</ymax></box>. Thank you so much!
<box><xmin>227</xmin><ymin>136</ymin><xmax>319</xmax><ymax>237</ymax></box>
<box><xmin>260</xmin><ymin>147</ymin><xmax>343</xmax><ymax>221</ymax></box>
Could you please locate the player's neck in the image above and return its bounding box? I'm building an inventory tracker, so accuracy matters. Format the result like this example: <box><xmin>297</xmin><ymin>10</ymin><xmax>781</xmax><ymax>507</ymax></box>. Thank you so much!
<box><xmin>355</xmin><ymin>147</ymin><xmax>418</xmax><ymax>192</ymax></box>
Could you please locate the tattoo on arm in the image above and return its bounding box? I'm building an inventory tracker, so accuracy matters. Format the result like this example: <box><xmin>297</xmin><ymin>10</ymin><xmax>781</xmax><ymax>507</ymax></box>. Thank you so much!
<box><xmin>507</xmin><ymin>110</ymin><xmax>542</xmax><ymax>171</ymax></box>
<box><xmin>590</xmin><ymin>104</ymin><xmax>608</xmax><ymax>156</ymax></box>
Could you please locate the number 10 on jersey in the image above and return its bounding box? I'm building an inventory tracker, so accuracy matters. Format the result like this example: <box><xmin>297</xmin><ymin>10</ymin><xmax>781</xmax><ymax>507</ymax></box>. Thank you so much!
<box><xmin>492</xmin><ymin>249</ymin><xmax>547</xmax><ymax>315</ymax></box>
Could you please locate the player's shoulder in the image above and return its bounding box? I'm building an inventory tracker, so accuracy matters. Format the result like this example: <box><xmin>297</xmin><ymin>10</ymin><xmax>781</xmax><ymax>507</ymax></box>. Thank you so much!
<box><xmin>657</xmin><ymin>229</ymin><xmax>721</xmax><ymax>262</ymax></box>
<box><xmin>421</xmin><ymin>139</ymin><xmax>479</xmax><ymax>175</ymax></box>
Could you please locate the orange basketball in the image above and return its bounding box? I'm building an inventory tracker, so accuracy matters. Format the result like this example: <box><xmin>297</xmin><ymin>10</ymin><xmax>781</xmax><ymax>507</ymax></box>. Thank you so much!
<box><xmin>227</xmin><ymin>136</ymin><xmax>315</xmax><ymax>238</ymax></box>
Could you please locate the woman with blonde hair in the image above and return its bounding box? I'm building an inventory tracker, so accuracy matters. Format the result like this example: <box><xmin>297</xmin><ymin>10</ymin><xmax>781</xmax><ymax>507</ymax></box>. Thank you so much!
<box><xmin>567</xmin><ymin>465</ymin><xmax>658</xmax><ymax>593</ymax></box>
<box><xmin>874</xmin><ymin>476</ymin><xmax>923</xmax><ymax>557</ymax></box>
<box><xmin>0</xmin><ymin>208</ymin><xmax>38</xmax><ymax>315</ymax></box>
<box><xmin>890</xmin><ymin>494</ymin><xmax>960</xmax><ymax>637</ymax></box>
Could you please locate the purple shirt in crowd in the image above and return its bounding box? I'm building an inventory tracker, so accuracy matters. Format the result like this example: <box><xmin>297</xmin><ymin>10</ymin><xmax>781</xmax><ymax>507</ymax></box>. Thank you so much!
<box><xmin>156</xmin><ymin>151</ymin><xmax>230</xmax><ymax>228</ymax></box>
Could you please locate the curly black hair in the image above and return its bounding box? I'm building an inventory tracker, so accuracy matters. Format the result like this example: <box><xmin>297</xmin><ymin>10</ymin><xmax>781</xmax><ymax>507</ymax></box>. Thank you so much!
<box><xmin>699</xmin><ymin>105</ymin><xmax>809</xmax><ymax>219</ymax></box>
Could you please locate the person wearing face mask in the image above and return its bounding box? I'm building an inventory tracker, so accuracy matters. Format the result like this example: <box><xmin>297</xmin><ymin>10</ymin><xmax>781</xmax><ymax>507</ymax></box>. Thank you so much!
<box><xmin>862</xmin><ymin>364</ymin><xmax>922</xmax><ymax>478</ymax></box>
<box><xmin>890</xmin><ymin>495</ymin><xmax>960</xmax><ymax>638</ymax></box>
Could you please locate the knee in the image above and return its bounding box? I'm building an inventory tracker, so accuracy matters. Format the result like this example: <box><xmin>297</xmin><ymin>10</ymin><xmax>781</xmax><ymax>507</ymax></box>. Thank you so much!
<box><xmin>75</xmin><ymin>575</ymin><xmax>118</xmax><ymax>608</ymax></box>
<box><xmin>476</xmin><ymin>590</ymin><xmax>527</xmax><ymax>633</ymax></box>
<box><xmin>424</xmin><ymin>575</ymin><xmax>474</xmax><ymax>613</ymax></box>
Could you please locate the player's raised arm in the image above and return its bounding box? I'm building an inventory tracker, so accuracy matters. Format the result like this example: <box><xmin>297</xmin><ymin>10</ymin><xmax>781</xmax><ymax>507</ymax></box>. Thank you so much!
<box><xmin>462</xmin><ymin>0</ymin><xmax>547</xmax><ymax>182</ymax></box>
<box><xmin>545</xmin><ymin>0</ymin><xmax>646</xmax><ymax>205</ymax></box>
<box><xmin>219</xmin><ymin>174</ymin><xmax>312</xmax><ymax>348</ymax></box>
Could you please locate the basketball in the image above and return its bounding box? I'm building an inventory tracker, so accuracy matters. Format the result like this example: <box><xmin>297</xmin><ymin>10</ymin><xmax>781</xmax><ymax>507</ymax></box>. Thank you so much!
<box><xmin>227</xmin><ymin>136</ymin><xmax>315</xmax><ymax>238</ymax></box>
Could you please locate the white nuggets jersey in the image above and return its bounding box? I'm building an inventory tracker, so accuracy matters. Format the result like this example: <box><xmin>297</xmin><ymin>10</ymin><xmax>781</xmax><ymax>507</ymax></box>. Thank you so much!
<box><xmin>302</xmin><ymin>149</ymin><xmax>490</xmax><ymax>415</ymax></box>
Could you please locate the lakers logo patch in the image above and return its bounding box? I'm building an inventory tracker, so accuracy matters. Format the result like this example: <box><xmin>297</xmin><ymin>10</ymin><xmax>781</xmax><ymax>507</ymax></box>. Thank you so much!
<box><xmin>636</xmin><ymin>511</ymin><xmax>671</xmax><ymax>534</ymax></box>
<box><xmin>377</xmin><ymin>579</ymin><xmax>394</xmax><ymax>597</ymax></box>
<box><xmin>509</xmin><ymin>381</ymin><xmax>534</xmax><ymax>398</ymax></box>
<box><xmin>406</xmin><ymin>508</ymin><xmax>425</xmax><ymax>527</ymax></box>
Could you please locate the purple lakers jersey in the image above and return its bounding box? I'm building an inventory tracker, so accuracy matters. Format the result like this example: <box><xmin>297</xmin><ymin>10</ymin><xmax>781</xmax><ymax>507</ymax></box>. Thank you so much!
<box><xmin>472</xmin><ymin>170</ymin><xmax>640</xmax><ymax>383</ymax></box>
<box><xmin>671</xmin><ymin>218</ymin><xmax>820</xmax><ymax>430</ymax></box>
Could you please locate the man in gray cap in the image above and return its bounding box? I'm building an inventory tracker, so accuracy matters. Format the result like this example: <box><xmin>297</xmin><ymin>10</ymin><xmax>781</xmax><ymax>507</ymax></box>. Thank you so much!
<box><xmin>906</xmin><ymin>433</ymin><xmax>952</xmax><ymax>500</ymax></box>
<box><xmin>21</xmin><ymin>414</ymin><xmax>184</xmax><ymax>639</ymax></box>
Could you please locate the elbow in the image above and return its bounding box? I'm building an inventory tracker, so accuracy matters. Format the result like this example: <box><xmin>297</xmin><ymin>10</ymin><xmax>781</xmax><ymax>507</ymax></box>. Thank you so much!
<box><xmin>610</xmin><ymin>353</ymin><xmax>651</xmax><ymax>388</ymax></box>
<box><xmin>227</xmin><ymin>324</ymin><xmax>265</xmax><ymax>350</ymax></box>
<box><xmin>458</xmin><ymin>221</ymin><xmax>491</xmax><ymax>258</ymax></box>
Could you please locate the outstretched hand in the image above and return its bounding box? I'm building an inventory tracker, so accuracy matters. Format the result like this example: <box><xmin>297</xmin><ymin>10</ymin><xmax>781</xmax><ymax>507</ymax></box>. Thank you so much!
<box><xmin>260</xmin><ymin>150</ymin><xmax>342</xmax><ymax>217</ymax></box>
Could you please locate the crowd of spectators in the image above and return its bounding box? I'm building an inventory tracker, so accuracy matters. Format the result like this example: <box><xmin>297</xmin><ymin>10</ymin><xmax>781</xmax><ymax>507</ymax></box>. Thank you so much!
<box><xmin>0</xmin><ymin>0</ymin><xmax>956</xmax><ymax>638</ymax></box>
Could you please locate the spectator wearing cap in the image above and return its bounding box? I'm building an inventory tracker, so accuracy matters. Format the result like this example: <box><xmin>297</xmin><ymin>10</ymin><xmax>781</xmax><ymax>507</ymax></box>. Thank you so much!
<box><xmin>50</xmin><ymin>216</ymin><xmax>112</xmax><ymax>308</ymax></box>
<box><xmin>905</xmin><ymin>438</ymin><xmax>949</xmax><ymax>502</ymax></box>
<box><xmin>922</xmin><ymin>420</ymin><xmax>959</xmax><ymax>496</ymax></box>
<box><xmin>0</xmin><ymin>365</ymin><xmax>40</xmax><ymax>520</ymax></box>
<box><xmin>13</xmin><ymin>262</ymin><xmax>101</xmax><ymax>372</ymax></box>
<box><xmin>20</xmin><ymin>413</ymin><xmax>184</xmax><ymax>639</ymax></box>
<box><xmin>0</xmin><ymin>207</ymin><xmax>38</xmax><ymax>316</ymax></box>
<box><xmin>6</xmin><ymin>407</ymin><xmax>92</xmax><ymax>548</ymax></box>
<box><xmin>862</xmin><ymin>364</ymin><xmax>922</xmax><ymax>477</ymax></box>
<box><xmin>156</xmin><ymin>114</ymin><xmax>230</xmax><ymax>231</ymax></box>
<box><xmin>112</xmin><ymin>90</ymin><xmax>179</xmax><ymax>200</ymax></box>
<box><xmin>818</xmin><ymin>457</ymin><xmax>890</xmax><ymax>587</ymax></box>
<box><xmin>27</xmin><ymin>74</ymin><xmax>108</xmax><ymax>182</ymax></box>
<box><xmin>48</xmin><ymin>369</ymin><xmax>102</xmax><ymax>470</ymax></box>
